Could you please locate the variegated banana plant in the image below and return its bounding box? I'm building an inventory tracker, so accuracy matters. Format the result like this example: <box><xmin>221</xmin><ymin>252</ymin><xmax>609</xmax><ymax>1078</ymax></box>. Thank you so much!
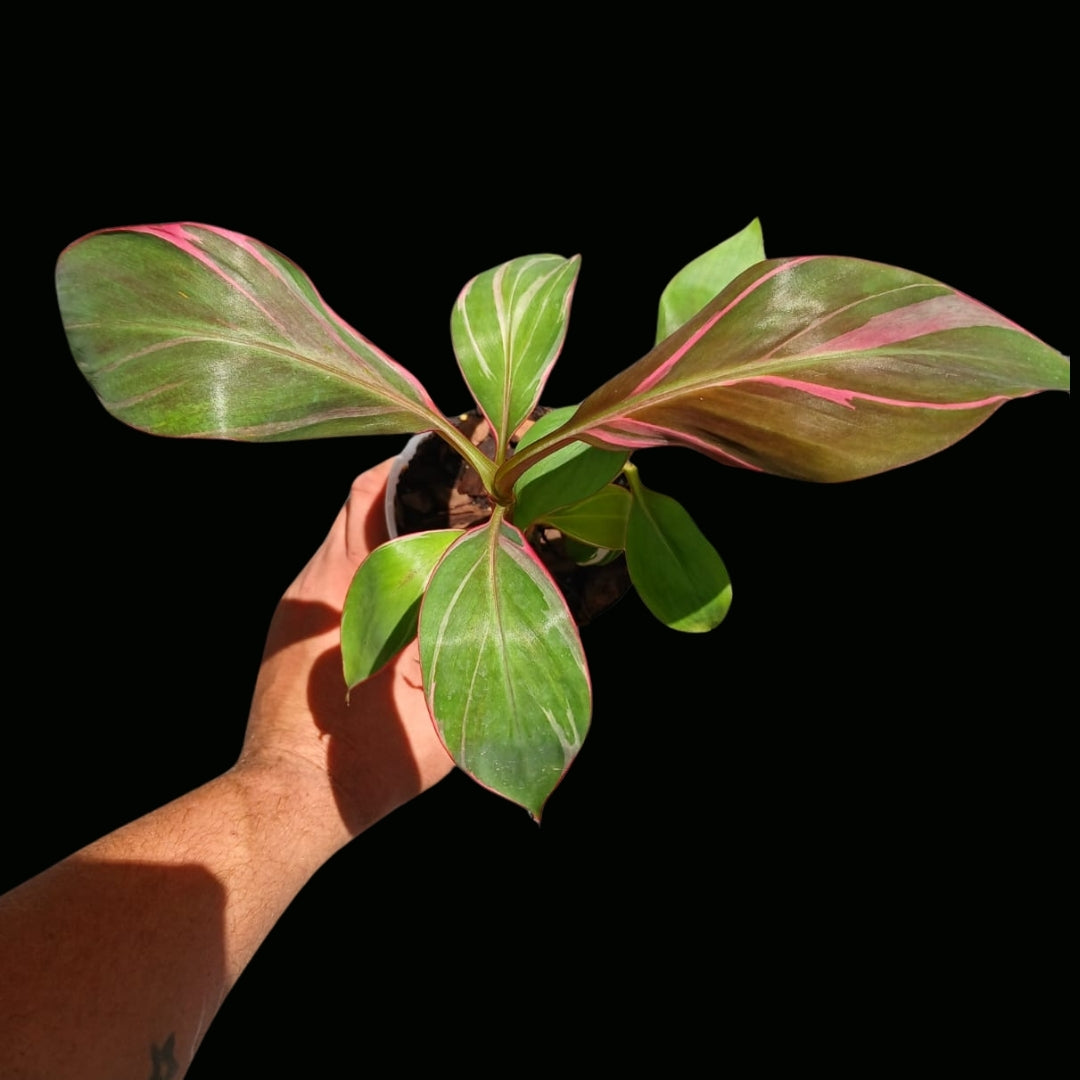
<box><xmin>56</xmin><ymin>220</ymin><xmax>1069</xmax><ymax>818</ymax></box>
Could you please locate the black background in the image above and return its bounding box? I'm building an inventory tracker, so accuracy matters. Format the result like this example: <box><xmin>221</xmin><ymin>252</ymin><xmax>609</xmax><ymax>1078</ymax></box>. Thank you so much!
<box><xmin>9</xmin><ymin>46</ymin><xmax>1070</xmax><ymax>1068</ymax></box>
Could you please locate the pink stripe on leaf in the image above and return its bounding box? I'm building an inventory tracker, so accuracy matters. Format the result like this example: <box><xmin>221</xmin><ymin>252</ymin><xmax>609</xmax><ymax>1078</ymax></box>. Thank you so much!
<box><xmin>802</xmin><ymin>293</ymin><xmax>1030</xmax><ymax>358</ymax></box>
<box><xmin>593</xmin><ymin>418</ymin><xmax>762</xmax><ymax>470</ymax></box>
<box><xmin>743</xmin><ymin>375</ymin><xmax>1014</xmax><ymax>411</ymax></box>
<box><xmin>632</xmin><ymin>257</ymin><xmax>818</xmax><ymax>396</ymax></box>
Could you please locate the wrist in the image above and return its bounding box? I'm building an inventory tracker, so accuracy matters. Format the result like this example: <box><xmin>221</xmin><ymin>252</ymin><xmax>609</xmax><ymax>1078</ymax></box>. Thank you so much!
<box><xmin>227</xmin><ymin>751</ymin><xmax>358</xmax><ymax>873</ymax></box>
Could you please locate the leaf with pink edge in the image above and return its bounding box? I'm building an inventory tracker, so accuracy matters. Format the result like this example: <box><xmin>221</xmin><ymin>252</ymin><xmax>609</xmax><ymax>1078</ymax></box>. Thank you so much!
<box><xmin>451</xmin><ymin>254</ymin><xmax>580</xmax><ymax>458</ymax></box>
<box><xmin>563</xmin><ymin>256</ymin><xmax>1069</xmax><ymax>482</ymax></box>
<box><xmin>418</xmin><ymin>518</ymin><xmax>590</xmax><ymax>819</ymax></box>
<box><xmin>56</xmin><ymin>223</ymin><xmax>443</xmax><ymax>441</ymax></box>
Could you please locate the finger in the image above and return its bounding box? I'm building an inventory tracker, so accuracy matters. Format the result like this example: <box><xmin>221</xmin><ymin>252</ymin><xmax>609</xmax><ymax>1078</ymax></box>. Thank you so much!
<box><xmin>344</xmin><ymin>458</ymin><xmax>395</xmax><ymax>565</ymax></box>
<box><xmin>283</xmin><ymin>458</ymin><xmax>398</xmax><ymax>606</ymax></box>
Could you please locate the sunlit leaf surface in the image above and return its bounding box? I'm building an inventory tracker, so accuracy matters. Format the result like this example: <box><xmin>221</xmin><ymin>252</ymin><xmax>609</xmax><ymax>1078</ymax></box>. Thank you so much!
<box><xmin>57</xmin><ymin>223</ymin><xmax>442</xmax><ymax>440</ymax></box>
<box><xmin>451</xmin><ymin>255</ymin><xmax>580</xmax><ymax>457</ymax></box>
<box><xmin>571</xmin><ymin>257</ymin><xmax>1069</xmax><ymax>481</ymax></box>
<box><xmin>418</xmin><ymin>519</ymin><xmax>590</xmax><ymax>818</ymax></box>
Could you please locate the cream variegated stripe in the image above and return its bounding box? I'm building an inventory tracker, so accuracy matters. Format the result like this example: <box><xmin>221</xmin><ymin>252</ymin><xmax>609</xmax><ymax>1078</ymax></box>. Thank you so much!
<box><xmin>419</xmin><ymin>519</ymin><xmax>590</xmax><ymax>818</ymax></box>
<box><xmin>424</xmin><ymin>542</ymin><xmax>487</xmax><ymax>763</ymax></box>
<box><xmin>452</xmin><ymin>254</ymin><xmax>580</xmax><ymax>457</ymax></box>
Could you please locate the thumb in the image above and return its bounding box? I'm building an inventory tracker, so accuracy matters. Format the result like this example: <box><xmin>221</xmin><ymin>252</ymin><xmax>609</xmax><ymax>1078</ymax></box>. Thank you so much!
<box><xmin>285</xmin><ymin>459</ymin><xmax>396</xmax><ymax>608</ymax></box>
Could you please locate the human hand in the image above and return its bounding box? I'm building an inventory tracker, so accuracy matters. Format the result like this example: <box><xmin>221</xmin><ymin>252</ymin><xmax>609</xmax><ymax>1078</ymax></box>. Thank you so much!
<box><xmin>236</xmin><ymin>460</ymin><xmax>454</xmax><ymax>848</ymax></box>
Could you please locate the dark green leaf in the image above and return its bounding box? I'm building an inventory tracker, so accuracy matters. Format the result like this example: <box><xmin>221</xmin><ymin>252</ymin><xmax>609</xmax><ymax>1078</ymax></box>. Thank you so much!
<box><xmin>624</xmin><ymin>466</ymin><xmax>732</xmax><ymax>632</ymax></box>
<box><xmin>512</xmin><ymin>406</ymin><xmax>627</xmax><ymax>529</ymax></box>
<box><xmin>544</xmin><ymin>484</ymin><xmax>630</xmax><ymax>551</ymax></box>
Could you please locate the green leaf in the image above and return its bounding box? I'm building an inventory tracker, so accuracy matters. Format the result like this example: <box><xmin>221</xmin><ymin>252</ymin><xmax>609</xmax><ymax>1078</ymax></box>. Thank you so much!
<box><xmin>559</xmin><ymin>535</ymin><xmax>623</xmax><ymax>567</ymax></box>
<box><xmin>511</xmin><ymin>406</ymin><xmax>627</xmax><ymax>529</ymax></box>
<box><xmin>544</xmin><ymin>484</ymin><xmax>631</xmax><ymax>551</ymax></box>
<box><xmin>451</xmin><ymin>254</ymin><xmax>580</xmax><ymax>458</ymax></box>
<box><xmin>624</xmin><ymin>466</ymin><xmax>731</xmax><ymax>632</ymax></box>
<box><xmin>342</xmin><ymin>530</ymin><xmax>462</xmax><ymax>688</ymax></box>
<box><xmin>655</xmin><ymin>218</ymin><xmax>765</xmax><ymax>344</ymax></box>
<box><xmin>418</xmin><ymin>518</ymin><xmax>590</xmax><ymax>819</ymax></box>
<box><xmin>56</xmin><ymin>223</ymin><xmax>443</xmax><ymax>440</ymax></box>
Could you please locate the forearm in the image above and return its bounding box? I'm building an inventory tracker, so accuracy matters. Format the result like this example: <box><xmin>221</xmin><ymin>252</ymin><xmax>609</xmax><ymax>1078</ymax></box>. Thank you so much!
<box><xmin>0</xmin><ymin>463</ymin><xmax>454</xmax><ymax>1078</ymax></box>
<box><xmin>0</xmin><ymin>762</ymin><xmax>349</xmax><ymax>1080</ymax></box>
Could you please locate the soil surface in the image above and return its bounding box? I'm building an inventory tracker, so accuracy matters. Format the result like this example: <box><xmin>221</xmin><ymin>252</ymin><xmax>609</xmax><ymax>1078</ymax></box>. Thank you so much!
<box><xmin>392</xmin><ymin>410</ymin><xmax>631</xmax><ymax>627</ymax></box>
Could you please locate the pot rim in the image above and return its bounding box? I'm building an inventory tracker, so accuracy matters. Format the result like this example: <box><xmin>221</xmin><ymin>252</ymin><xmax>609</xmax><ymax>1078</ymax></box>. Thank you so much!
<box><xmin>384</xmin><ymin>429</ymin><xmax>432</xmax><ymax>540</ymax></box>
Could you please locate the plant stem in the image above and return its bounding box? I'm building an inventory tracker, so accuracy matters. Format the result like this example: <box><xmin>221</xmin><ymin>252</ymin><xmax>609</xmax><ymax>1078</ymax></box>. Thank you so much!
<box><xmin>426</xmin><ymin>414</ymin><xmax>497</xmax><ymax>489</ymax></box>
<box><xmin>491</xmin><ymin>428</ymin><xmax>579</xmax><ymax>503</ymax></box>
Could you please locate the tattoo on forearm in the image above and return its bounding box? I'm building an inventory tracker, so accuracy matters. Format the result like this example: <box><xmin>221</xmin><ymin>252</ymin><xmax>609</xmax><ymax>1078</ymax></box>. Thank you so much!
<box><xmin>149</xmin><ymin>1032</ymin><xmax>179</xmax><ymax>1080</ymax></box>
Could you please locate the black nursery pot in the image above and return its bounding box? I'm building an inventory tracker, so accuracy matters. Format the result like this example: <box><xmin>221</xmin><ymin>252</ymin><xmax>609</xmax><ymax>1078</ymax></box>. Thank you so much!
<box><xmin>384</xmin><ymin>410</ymin><xmax>631</xmax><ymax>627</ymax></box>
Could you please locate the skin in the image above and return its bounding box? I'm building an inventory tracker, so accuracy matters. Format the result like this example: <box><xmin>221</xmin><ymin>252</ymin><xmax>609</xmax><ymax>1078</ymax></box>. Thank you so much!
<box><xmin>0</xmin><ymin>460</ymin><xmax>454</xmax><ymax>1079</ymax></box>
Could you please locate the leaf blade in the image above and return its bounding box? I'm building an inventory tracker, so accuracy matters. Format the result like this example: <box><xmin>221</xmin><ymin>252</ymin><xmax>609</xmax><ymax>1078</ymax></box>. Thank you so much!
<box><xmin>451</xmin><ymin>254</ymin><xmax>580</xmax><ymax>455</ymax></box>
<box><xmin>342</xmin><ymin>530</ymin><xmax>463</xmax><ymax>689</ymax></box>
<box><xmin>418</xmin><ymin>519</ymin><xmax>590</xmax><ymax>819</ymax></box>
<box><xmin>655</xmin><ymin>218</ymin><xmax>765</xmax><ymax>344</ymax></box>
<box><xmin>511</xmin><ymin>405</ymin><xmax>627</xmax><ymax>529</ymax></box>
<box><xmin>624</xmin><ymin>469</ymin><xmax>732</xmax><ymax>633</ymax></box>
<box><xmin>544</xmin><ymin>484</ymin><xmax>631</xmax><ymax>550</ymax></box>
<box><xmin>56</xmin><ymin>223</ymin><xmax>442</xmax><ymax>440</ymax></box>
<box><xmin>571</xmin><ymin>257</ymin><xmax>1070</xmax><ymax>481</ymax></box>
